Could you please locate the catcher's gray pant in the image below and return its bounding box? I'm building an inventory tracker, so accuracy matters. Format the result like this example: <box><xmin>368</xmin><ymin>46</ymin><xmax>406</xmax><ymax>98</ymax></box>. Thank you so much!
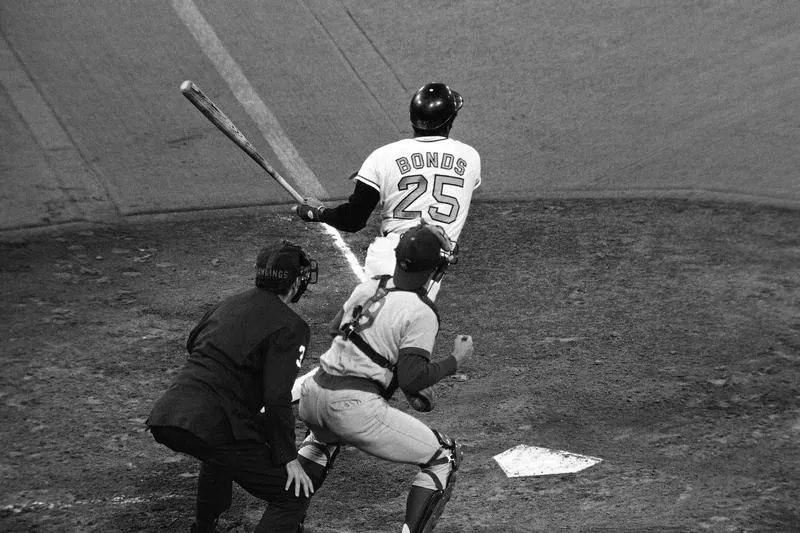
<box><xmin>298</xmin><ymin>373</ymin><xmax>450</xmax><ymax>492</ymax></box>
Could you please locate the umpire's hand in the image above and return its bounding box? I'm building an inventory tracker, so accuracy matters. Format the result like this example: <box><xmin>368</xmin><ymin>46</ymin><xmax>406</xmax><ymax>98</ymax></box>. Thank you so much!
<box><xmin>285</xmin><ymin>458</ymin><xmax>315</xmax><ymax>498</ymax></box>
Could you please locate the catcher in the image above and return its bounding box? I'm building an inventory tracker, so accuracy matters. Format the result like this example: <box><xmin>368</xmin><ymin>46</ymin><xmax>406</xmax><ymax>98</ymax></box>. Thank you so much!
<box><xmin>294</xmin><ymin>222</ymin><xmax>474</xmax><ymax>532</ymax></box>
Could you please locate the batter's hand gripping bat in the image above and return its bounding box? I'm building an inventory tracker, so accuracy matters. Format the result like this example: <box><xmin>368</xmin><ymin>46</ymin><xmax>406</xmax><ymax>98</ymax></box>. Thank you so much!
<box><xmin>180</xmin><ymin>80</ymin><xmax>305</xmax><ymax>203</ymax></box>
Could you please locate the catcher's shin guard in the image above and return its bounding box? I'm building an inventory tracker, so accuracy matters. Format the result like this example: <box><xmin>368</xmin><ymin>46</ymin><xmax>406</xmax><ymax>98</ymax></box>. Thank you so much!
<box><xmin>297</xmin><ymin>432</ymin><xmax>340</xmax><ymax>489</ymax></box>
<box><xmin>402</xmin><ymin>430</ymin><xmax>462</xmax><ymax>533</ymax></box>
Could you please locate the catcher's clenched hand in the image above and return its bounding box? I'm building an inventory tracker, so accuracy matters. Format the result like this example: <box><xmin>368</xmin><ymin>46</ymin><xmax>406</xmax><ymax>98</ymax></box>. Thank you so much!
<box><xmin>452</xmin><ymin>335</ymin><xmax>473</xmax><ymax>367</ymax></box>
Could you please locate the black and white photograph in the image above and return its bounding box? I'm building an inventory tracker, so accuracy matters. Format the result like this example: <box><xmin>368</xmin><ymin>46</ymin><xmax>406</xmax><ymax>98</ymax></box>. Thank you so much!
<box><xmin>1</xmin><ymin>1</ymin><xmax>798</xmax><ymax>531</ymax></box>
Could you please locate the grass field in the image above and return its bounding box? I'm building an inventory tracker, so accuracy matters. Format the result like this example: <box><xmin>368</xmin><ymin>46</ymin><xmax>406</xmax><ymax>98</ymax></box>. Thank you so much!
<box><xmin>1</xmin><ymin>198</ymin><xmax>798</xmax><ymax>532</ymax></box>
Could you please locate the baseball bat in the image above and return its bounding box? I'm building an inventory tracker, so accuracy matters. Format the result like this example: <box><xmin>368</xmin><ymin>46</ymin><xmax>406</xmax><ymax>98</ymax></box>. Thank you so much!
<box><xmin>179</xmin><ymin>80</ymin><xmax>305</xmax><ymax>203</ymax></box>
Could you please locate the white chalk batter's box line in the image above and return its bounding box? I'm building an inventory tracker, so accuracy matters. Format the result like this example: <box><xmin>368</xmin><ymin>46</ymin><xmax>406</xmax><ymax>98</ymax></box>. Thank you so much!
<box><xmin>1</xmin><ymin>493</ymin><xmax>184</xmax><ymax>514</ymax></box>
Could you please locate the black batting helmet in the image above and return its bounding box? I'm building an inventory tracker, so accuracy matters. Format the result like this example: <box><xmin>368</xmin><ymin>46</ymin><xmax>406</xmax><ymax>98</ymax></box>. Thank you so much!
<box><xmin>409</xmin><ymin>83</ymin><xmax>463</xmax><ymax>131</ymax></box>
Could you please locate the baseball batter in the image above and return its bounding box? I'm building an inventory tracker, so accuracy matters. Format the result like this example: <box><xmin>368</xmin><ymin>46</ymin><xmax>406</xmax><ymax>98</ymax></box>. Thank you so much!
<box><xmin>295</xmin><ymin>223</ymin><xmax>474</xmax><ymax>533</ymax></box>
<box><xmin>294</xmin><ymin>82</ymin><xmax>481</xmax><ymax>300</ymax></box>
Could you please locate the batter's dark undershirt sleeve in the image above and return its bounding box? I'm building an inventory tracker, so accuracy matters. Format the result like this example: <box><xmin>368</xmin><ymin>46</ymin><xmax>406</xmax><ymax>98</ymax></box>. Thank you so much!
<box><xmin>396</xmin><ymin>349</ymin><xmax>458</xmax><ymax>394</ymax></box>
<box><xmin>261</xmin><ymin>325</ymin><xmax>308</xmax><ymax>465</ymax></box>
<box><xmin>318</xmin><ymin>180</ymin><xmax>380</xmax><ymax>232</ymax></box>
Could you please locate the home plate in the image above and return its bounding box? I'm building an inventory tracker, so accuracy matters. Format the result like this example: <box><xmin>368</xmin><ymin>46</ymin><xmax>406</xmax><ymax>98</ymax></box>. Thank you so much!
<box><xmin>493</xmin><ymin>444</ymin><xmax>603</xmax><ymax>477</ymax></box>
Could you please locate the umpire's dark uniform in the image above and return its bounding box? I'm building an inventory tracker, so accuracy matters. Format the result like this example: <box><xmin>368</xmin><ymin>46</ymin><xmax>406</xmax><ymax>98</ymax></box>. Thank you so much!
<box><xmin>147</xmin><ymin>242</ymin><xmax>315</xmax><ymax>533</ymax></box>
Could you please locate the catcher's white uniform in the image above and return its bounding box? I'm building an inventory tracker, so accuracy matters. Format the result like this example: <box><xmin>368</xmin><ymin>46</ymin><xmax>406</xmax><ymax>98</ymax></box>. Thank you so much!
<box><xmin>297</xmin><ymin>274</ymin><xmax>465</xmax><ymax>532</ymax></box>
<box><xmin>356</xmin><ymin>135</ymin><xmax>481</xmax><ymax>299</ymax></box>
<box><xmin>317</xmin><ymin>277</ymin><xmax>438</xmax><ymax>385</ymax></box>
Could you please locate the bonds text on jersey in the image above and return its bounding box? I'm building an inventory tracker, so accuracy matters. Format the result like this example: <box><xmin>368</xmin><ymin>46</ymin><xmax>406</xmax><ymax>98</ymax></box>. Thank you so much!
<box><xmin>395</xmin><ymin>152</ymin><xmax>468</xmax><ymax>176</ymax></box>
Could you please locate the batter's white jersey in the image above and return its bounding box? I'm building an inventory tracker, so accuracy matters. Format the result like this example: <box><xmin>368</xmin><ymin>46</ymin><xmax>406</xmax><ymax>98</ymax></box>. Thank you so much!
<box><xmin>355</xmin><ymin>135</ymin><xmax>481</xmax><ymax>243</ymax></box>
<box><xmin>319</xmin><ymin>277</ymin><xmax>439</xmax><ymax>391</ymax></box>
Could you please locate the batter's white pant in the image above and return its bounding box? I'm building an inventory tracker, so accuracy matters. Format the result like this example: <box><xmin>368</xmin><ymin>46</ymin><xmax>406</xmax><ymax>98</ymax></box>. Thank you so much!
<box><xmin>364</xmin><ymin>233</ymin><xmax>442</xmax><ymax>301</ymax></box>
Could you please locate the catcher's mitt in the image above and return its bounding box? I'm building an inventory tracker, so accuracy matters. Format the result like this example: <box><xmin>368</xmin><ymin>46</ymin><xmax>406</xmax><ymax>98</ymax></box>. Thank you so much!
<box><xmin>405</xmin><ymin>386</ymin><xmax>435</xmax><ymax>412</ymax></box>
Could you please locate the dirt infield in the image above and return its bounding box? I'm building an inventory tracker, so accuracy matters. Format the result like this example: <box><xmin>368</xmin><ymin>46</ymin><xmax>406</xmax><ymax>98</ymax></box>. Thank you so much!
<box><xmin>1</xmin><ymin>199</ymin><xmax>798</xmax><ymax>532</ymax></box>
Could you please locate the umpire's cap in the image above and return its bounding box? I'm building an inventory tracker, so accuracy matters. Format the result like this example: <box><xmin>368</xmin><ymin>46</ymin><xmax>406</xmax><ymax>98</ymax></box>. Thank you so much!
<box><xmin>393</xmin><ymin>224</ymin><xmax>447</xmax><ymax>290</ymax></box>
<box><xmin>255</xmin><ymin>241</ymin><xmax>317</xmax><ymax>301</ymax></box>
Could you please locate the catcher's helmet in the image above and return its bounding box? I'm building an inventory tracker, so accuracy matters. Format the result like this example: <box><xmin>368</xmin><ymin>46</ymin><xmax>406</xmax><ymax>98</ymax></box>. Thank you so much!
<box><xmin>409</xmin><ymin>83</ymin><xmax>463</xmax><ymax>131</ymax></box>
<box><xmin>394</xmin><ymin>221</ymin><xmax>457</xmax><ymax>290</ymax></box>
